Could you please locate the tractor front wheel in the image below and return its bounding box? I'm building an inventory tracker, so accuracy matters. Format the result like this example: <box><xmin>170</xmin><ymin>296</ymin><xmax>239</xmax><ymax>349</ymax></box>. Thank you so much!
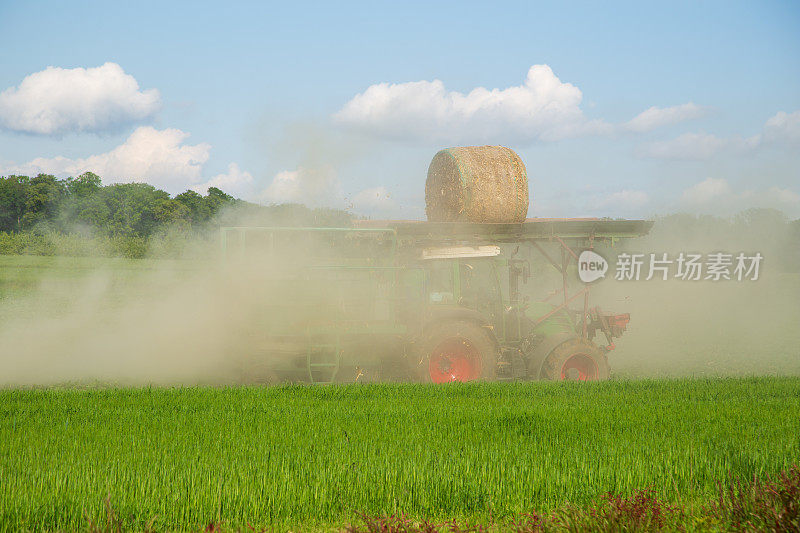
<box><xmin>540</xmin><ymin>338</ymin><xmax>609</xmax><ymax>381</ymax></box>
<box><xmin>419</xmin><ymin>321</ymin><xmax>498</xmax><ymax>383</ymax></box>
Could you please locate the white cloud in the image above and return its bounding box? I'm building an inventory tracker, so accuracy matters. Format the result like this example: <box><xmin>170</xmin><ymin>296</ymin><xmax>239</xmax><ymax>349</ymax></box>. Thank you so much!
<box><xmin>191</xmin><ymin>163</ymin><xmax>254</xmax><ymax>196</ymax></box>
<box><xmin>762</xmin><ymin>110</ymin><xmax>800</xmax><ymax>147</ymax></box>
<box><xmin>623</xmin><ymin>103</ymin><xmax>704</xmax><ymax>132</ymax></box>
<box><xmin>640</xmin><ymin>110</ymin><xmax>799</xmax><ymax>160</ymax></box>
<box><xmin>260</xmin><ymin>166</ymin><xmax>340</xmax><ymax>205</ymax></box>
<box><xmin>2</xmin><ymin>127</ymin><xmax>208</xmax><ymax>189</ymax></box>
<box><xmin>681</xmin><ymin>178</ymin><xmax>800</xmax><ymax>215</ymax></box>
<box><xmin>351</xmin><ymin>186</ymin><xmax>393</xmax><ymax>211</ymax></box>
<box><xmin>262</xmin><ymin>170</ymin><xmax>302</xmax><ymax>203</ymax></box>
<box><xmin>765</xmin><ymin>186</ymin><xmax>800</xmax><ymax>205</ymax></box>
<box><xmin>1</xmin><ymin>126</ymin><xmax>253</xmax><ymax>195</ymax></box>
<box><xmin>533</xmin><ymin>188</ymin><xmax>651</xmax><ymax>218</ymax></box>
<box><xmin>642</xmin><ymin>133</ymin><xmax>726</xmax><ymax>160</ymax></box>
<box><xmin>743</xmin><ymin>186</ymin><xmax>800</xmax><ymax>206</ymax></box>
<box><xmin>682</xmin><ymin>177</ymin><xmax>732</xmax><ymax>204</ymax></box>
<box><xmin>334</xmin><ymin>65</ymin><xmax>610</xmax><ymax>144</ymax></box>
<box><xmin>0</xmin><ymin>62</ymin><xmax>160</xmax><ymax>135</ymax></box>
<box><xmin>639</xmin><ymin>132</ymin><xmax>758</xmax><ymax>160</ymax></box>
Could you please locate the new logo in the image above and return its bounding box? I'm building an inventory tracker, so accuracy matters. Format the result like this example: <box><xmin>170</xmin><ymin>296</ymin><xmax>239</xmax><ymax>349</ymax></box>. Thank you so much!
<box><xmin>578</xmin><ymin>250</ymin><xmax>608</xmax><ymax>283</ymax></box>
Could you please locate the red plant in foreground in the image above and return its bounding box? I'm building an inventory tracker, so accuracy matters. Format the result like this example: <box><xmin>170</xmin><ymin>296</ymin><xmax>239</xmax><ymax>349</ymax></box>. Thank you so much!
<box><xmin>82</xmin><ymin>465</ymin><xmax>800</xmax><ymax>532</ymax></box>
<box><xmin>346</xmin><ymin>467</ymin><xmax>800</xmax><ymax>532</ymax></box>
<box><xmin>597</xmin><ymin>487</ymin><xmax>678</xmax><ymax>529</ymax></box>
<box><xmin>507</xmin><ymin>512</ymin><xmax>548</xmax><ymax>532</ymax></box>
<box><xmin>548</xmin><ymin>487</ymin><xmax>682</xmax><ymax>533</ymax></box>
<box><xmin>344</xmin><ymin>512</ymin><xmax>451</xmax><ymax>533</ymax></box>
<box><xmin>346</xmin><ymin>490</ymin><xmax>681</xmax><ymax>533</ymax></box>
<box><xmin>706</xmin><ymin>464</ymin><xmax>800</xmax><ymax>532</ymax></box>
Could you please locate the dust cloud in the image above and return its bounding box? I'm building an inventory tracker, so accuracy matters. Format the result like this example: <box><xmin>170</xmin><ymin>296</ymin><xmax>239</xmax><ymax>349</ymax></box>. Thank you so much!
<box><xmin>0</xmin><ymin>208</ymin><xmax>797</xmax><ymax>386</ymax></box>
<box><xmin>581</xmin><ymin>211</ymin><xmax>800</xmax><ymax>377</ymax></box>
<box><xmin>0</xmin><ymin>253</ymin><xmax>264</xmax><ymax>386</ymax></box>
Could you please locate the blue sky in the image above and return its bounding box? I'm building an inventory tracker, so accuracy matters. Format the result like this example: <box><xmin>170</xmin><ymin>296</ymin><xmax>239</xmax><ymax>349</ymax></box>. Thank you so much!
<box><xmin>1</xmin><ymin>0</ymin><xmax>798</xmax><ymax>218</ymax></box>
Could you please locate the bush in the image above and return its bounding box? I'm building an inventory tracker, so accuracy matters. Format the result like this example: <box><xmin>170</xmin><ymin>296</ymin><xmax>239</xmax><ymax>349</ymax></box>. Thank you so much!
<box><xmin>706</xmin><ymin>465</ymin><xmax>800</xmax><ymax>532</ymax></box>
<box><xmin>0</xmin><ymin>231</ymin><xmax>56</xmax><ymax>255</ymax></box>
<box><xmin>0</xmin><ymin>231</ymin><xmax>155</xmax><ymax>259</ymax></box>
<box><xmin>109</xmin><ymin>235</ymin><xmax>148</xmax><ymax>259</ymax></box>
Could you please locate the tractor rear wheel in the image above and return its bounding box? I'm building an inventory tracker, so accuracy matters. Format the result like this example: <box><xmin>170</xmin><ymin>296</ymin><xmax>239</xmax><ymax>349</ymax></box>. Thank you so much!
<box><xmin>419</xmin><ymin>321</ymin><xmax>498</xmax><ymax>383</ymax></box>
<box><xmin>540</xmin><ymin>338</ymin><xmax>609</xmax><ymax>381</ymax></box>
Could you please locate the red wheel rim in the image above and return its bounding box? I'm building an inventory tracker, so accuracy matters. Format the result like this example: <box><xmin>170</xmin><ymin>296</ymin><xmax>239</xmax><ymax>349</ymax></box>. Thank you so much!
<box><xmin>560</xmin><ymin>353</ymin><xmax>599</xmax><ymax>381</ymax></box>
<box><xmin>428</xmin><ymin>338</ymin><xmax>482</xmax><ymax>383</ymax></box>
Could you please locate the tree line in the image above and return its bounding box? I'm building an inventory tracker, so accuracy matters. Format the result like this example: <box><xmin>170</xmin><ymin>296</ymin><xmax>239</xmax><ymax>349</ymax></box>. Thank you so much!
<box><xmin>0</xmin><ymin>172</ymin><xmax>798</xmax><ymax>267</ymax></box>
<box><xmin>0</xmin><ymin>172</ymin><xmax>350</xmax><ymax>238</ymax></box>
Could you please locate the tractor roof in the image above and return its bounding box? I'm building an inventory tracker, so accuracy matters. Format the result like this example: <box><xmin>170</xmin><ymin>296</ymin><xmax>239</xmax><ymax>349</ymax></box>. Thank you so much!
<box><xmin>352</xmin><ymin>218</ymin><xmax>653</xmax><ymax>245</ymax></box>
<box><xmin>219</xmin><ymin>219</ymin><xmax>653</xmax><ymax>259</ymax></box>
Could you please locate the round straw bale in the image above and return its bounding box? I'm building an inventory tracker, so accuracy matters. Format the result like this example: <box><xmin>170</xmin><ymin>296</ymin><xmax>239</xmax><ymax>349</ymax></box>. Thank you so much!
<box><xmin>425</xmin><ymin>146</ymin><xmax>529</xmax><ymax>223</ymax></box>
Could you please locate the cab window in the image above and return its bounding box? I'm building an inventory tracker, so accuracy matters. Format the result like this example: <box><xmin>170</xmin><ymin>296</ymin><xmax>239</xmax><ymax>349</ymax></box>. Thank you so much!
<box><xmin>426</xmin><ymin>260</ymin><xmax>454</xmax><ymax>304</ymax></box>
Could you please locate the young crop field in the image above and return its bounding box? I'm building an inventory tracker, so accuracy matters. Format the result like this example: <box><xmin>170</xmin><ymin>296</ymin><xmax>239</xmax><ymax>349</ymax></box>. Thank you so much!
<box><xmin>1</xmin><ymin>378</ymin><xmax>798</xmax><ymax>531</ymax></box>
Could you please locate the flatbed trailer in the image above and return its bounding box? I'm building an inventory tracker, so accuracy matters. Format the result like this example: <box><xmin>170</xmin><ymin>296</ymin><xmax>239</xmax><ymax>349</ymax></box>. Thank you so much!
<box><xmin>355</xmin><ymin>218</ymin><xmax>652</xmax><ymax>242</ymax></box>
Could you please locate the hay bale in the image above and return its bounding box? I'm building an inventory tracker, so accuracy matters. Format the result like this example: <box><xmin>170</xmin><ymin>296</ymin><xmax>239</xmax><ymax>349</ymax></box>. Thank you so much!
<box><xmin>425</xmin><ymin>146</ymin><xmax>529</xmax><ymax>223</ymax></box>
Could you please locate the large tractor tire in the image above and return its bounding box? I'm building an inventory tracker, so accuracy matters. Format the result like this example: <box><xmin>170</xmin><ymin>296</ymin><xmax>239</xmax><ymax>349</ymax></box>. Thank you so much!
<box><xmin>540</xmin><ymin>338</ymin><xmax>610</xmax><ymax>381</ymax></box>
<box><xmin>418</xmin><ymin>320</ymin><xmax>498</xmax><ymax>383</ymax></box>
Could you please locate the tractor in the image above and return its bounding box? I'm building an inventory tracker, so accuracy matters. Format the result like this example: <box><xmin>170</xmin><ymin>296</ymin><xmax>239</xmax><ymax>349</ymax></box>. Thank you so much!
<box><xmin>221</xmin><ymin>218</ymin><xmax>652</xmax><ymax>383</ymax></box>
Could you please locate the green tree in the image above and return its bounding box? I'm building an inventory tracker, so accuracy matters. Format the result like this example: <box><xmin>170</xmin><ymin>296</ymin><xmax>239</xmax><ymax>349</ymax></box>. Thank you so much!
<box><xmin>154</xmin><ymin>198</ymin><xmax>191</xmax><ymax>228</ymax></box>
<box><xmin>22</xmin><ymin>174</ymin><xmax>66</xmax><ymax>230</ymax></box>
<box><xmin>101</xmin><ymin>183</ymin><xmax>170</xmax><ymax>236</ymax></box>
<box><xmin>0</xmin><ymin>175</ymin><xmax>29</xmax><ymax>232</ymax></box>
<box><xmin>58</xmin><ymin>193</ymin><xmax>111</xmax><ymax>234</ymax></box>
<box><xmin>175</xmin><ymin>190</ymin><xmax>213</xmax><ymax>227</ymax></box>
<box><xmin>0</xmin><ymin>169</ymin><xmax>356</xmax><ymax>258</ymax></box>
<box><xmin>65</xmin><ymin>172</ymin><xmax>102</xmax><ymax>198</ymax></box>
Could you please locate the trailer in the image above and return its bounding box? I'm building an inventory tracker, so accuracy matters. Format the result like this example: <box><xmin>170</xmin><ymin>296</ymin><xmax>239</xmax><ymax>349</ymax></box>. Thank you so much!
<box><xmin>220</xmin><ymin>218</ymin><xmax>653</xmax><ymax>383</ymax></box>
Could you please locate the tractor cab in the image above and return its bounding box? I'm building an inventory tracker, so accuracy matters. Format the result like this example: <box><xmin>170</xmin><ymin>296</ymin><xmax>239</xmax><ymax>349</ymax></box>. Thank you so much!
<box><xmin>420</xmin><ymin>245</ymin><xmax>504</xmax><ymax>319</ymax></box>
<box><xmin>418</xmin><ymin>244</ymin><xmax>538</xmax><ymax>342</ymax></box>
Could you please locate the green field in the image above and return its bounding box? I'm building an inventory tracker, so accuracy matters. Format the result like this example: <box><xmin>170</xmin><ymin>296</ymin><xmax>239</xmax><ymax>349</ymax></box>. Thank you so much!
<box><xmin>1</xmin><ymin>378</ymin><xmax>799</xmax><ymax>531</ymax></box>
<box><xmin>0</xmin><ymin>255</ymin><xmax>196</xmax><ymax>324</ymax></box>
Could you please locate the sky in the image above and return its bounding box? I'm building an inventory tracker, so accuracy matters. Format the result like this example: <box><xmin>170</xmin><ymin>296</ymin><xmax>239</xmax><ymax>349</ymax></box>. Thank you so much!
<box><xmin>0</xmin><ymin>0</ymin><xmax>798</xmax><ymax>219</ymax></box>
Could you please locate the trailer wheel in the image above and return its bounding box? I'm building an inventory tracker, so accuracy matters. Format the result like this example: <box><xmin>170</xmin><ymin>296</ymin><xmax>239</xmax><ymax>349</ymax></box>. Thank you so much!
<box><xmin>540</xmin><ymin>338</ymin><xmax>609</xmax><ymax>381</ymax></box>
<box><xmin>419</xmin><ymin>321</ymin><xmax>498</xmax><ymax>383</ymax></box>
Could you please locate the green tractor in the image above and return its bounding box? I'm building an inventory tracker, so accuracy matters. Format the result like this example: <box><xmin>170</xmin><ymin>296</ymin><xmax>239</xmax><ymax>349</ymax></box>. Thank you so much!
<box><xmin>221</xmin><ymin>218</ymin><xmax>651</xmax><ymax>384</ymax></box>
